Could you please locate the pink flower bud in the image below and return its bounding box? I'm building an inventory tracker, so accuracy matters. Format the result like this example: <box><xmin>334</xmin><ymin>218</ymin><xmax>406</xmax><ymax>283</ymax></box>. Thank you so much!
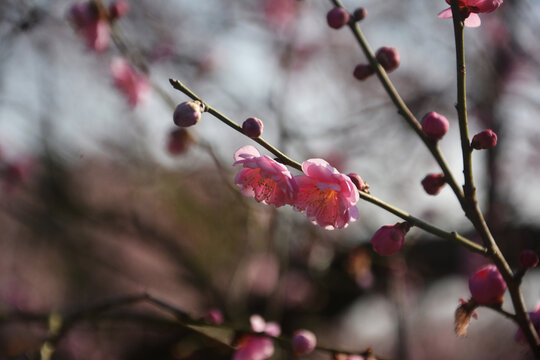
<box><xmin>167</xmin><ymin>128</ymin><xmax>194</xmax><ymax>155</ymax></box>
<box><xmin>242</xmin><ymin>117</ymin><xmax>264</xmax><ymax>138</ymax></box>
<box><xmin>421</xmin><ymin>173</ymin><xmax>446</xmax><ymax>195</ymax></box>
<box><xmin>347</xmin><ymin>173</ymin><xmax>364</xmax><ymax>190</ymax></box>
<box><xmin>292</xmin><ymin>329</ymin><xmax>317</xmax><ymax>356</ymax></box>
<box><xmin>327</xmin><ymin>7</ymin><xmax>349</xmax><ymax>29</ymax></box>
<box><xmin>353</xmin><ymin>7</ymin><xmax>367</xmax><ymax>21</ymax></box>
<box><xmin>520</xmin><ymin>250</ymin><xmax>539</xmax><ymax>269</ymax></box>
<box><xmin>353</xmin><ymin>64</ymin><xmax>375</xmax><ymax>81</ymax></box>
<box><xmin>347</xmin><ymin>173</ymin><xmax>368</xmax><ymax>192</ymax></box>
<box><xmin>370</xmin><ymin>222</ymin><xmax>410</xmax><ymax>256</ymax></box>
<box><xmin>471</xmin><ymin>129</ymin><xmax>497</xmax><ymax>150</ymax></box>
<box><xmin>109</xmin><ymin>0</ymin><xmax>129</xmax><ymax>20</ymax></box>
<box><xmin>421</xmin><ymin>112</ymin><xmax>449</xmax><ymax>141</ymax></box>
<box><xmin>375</xmin><ymin>47</ymin><xmax>400</xmax><ymax>73</ymax></box>
<box><xmin>204</xmin><ymin>308</ymin><xmax>224</xmax><ymax>325</ymax></box>
<box><xmin>468</xmin><ymin>264</ymin><xmax>507</xmax><ymax>305</ymax></box>
<box><xmin>173</xmin><ymin>101</ymin><xmax>203</xmax><ymax>127</ymax></box>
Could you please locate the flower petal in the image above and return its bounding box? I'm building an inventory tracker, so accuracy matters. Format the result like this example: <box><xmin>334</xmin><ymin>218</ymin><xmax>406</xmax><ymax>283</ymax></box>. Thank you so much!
<box><xmin>464</xmin><ymin>13</ymin><xmax>481</xmax><ymax>27</ymax></box>
<box><xmin>437</xmin><ymin>7</ymin><xmax>453</xmax><ymax>18</ymax></box>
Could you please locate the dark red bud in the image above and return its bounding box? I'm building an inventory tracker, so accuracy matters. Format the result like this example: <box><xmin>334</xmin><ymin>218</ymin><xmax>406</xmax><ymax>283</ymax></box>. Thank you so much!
<box><xmin>375</xmin><ymin>47</ymin><xmax>400</xmax><ymax>73</ymax></box>
<box><xmin>520</xmin><ymin>250</ymin><xmax>539</xmax><ymax>269</ymax></box>
<box><xmin>327</xmin><ymin>7</ymin><xmax>349</xmax><ymax>29</ymax></box>
<box><xmin>353</xmin><ymin>7</ymin><xmax>367</xmax><ymax>21</ymax></box>
<box><xmin>421</xmin><ymin>173</ymin><xmax>446</xmax><ymax>195</ymax></box>
<box><xmin>471</xmin><ymin>129</ymin><xmax>497</xmax><ymax>150</ymax></box>
<box><xmin>242</xmin><ymin>117</ymin><xmax>264</xmax><ymax>138</ymax></box>
<box><xmin>353</xmin><ymin>64</ymin><xmax>375</xmax><ymax>81</ymax></box>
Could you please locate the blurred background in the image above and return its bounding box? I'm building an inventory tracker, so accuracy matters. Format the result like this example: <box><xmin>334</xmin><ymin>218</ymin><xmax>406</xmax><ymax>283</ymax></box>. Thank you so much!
<box><xmin>0</xmin><ymin>0</ymin><xmax>539</xmax><ymax>359</ymax></box>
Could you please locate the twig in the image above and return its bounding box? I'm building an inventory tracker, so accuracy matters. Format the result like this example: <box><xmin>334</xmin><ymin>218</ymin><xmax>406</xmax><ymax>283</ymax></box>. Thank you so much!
<box><xmin>168</xmin><ymin>79</ymin><xmax>487</xmax><ymax>255</ymax></box>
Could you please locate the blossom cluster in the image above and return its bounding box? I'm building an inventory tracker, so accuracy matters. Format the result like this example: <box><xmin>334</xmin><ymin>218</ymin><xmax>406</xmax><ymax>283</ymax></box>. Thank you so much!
<box><xmin>233</xmin><ymin>145</ymin><xmax>359</xmax><ymax>230</ymax></box>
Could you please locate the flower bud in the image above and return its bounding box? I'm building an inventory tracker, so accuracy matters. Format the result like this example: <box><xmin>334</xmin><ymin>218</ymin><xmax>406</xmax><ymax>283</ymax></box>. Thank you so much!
<box><xmin>347</xmin><ymin>173</ymin><xmax>368</xmax><ymax>192</ymax></box>
<box><xmin>167</xmin><ymin>128</ymin><xmax>194</xmax><ymax>155</ymax></box>
<box><xmin>421</xmin><ymin>112</ymin><xmax>449</xmax><ymax>141</ymax></box>
<box><xmin>292</xmin><ymin>329</ymin><xmax>317</xmax><ymax>356</ymax></box>
<box><xmin>370</xmin><ymin>222</ymin><xmax>410</xmax><ymax>256</ymax></box>
<box><xmin>520</xmin><ymin>250</ymin><xmax>539</xmax><ymax>269</ymax></box>
<box><xmin>353</xmin><ymin>64</ymin><xmax>375</xmax><ymax>81</ymax></box>
<box><xmin>173</xmin><ymin>101</ymin><xmax>203</xmax><ymax>127</ymax></box>
<box><xmin>353</xmin><ymin>7</ymin><xmax>367</xmax><ymax>21</ymax></box>
<box><xmin>242</xmin><ymin>117</ymin><xmax>264</xmax><ymax>138</ymax></box>
<box><xmin>421</xmin><ymin>173</ymin><xmax>446</xmax><ymax>195</ymax></box>
<box><xmin>204</xmin><ymin>308</ymin><xmax>224</xmax><ymax>325</ymax></box>
<box><xmin>375</xmin><ymin>47</ymin><xmax>400</xmax><ymax>73</ymax></box>
<box><xmin>468</xmin><ymin>264</ymin><xmax>506</xmax><ymax>305</ymax></box>
<box><xmin>109</xmin><ymin>0</ymin><xmax>130</xmax><ymax>20</ymax></box>
<box><xmin>327</xmin><ymin>7</ymin><xmax>349</xmax><ymax>29</ymax></box>
<box><xmin>471</xmin><ymin>129</ymin><xmax>497</xmax><ymax>150</ymax></box>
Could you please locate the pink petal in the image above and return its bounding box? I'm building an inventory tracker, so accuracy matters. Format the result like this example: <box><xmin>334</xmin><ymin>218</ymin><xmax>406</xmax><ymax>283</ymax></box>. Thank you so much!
<box><xmin>264</xmin><ymin>322</ymin><xmax>281</xmax><ymax>337</ymax></box>
<box><xmin>301</xmin><ymin>158</ymin><xmax>338</xmax><ymax>182</ymax></box>
<box><xmin>250</xmin><ymin>314</ymin><xmax>266</xmax><ymax>333</ymax></box>
<box><xmin>437</xmin><ymin>7</ymin><xmax>453</xmax><ymax>18</ymax></box>
<box><xmin>234</xmin><ymin>145</ymin><xmax>260</xmax><ymax>163</ymax></box>
<box><xmin>464</xmin><ymin>13</ymin><xmax>481</xmax><ymax>27</ymax></box>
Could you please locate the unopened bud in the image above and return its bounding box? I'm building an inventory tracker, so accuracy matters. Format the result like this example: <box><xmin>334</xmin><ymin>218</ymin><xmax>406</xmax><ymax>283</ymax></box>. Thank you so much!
<box><xmin>242</xmin><ymin>117</ymin><xmax>264</xmax><ymax>138</ymax></box>
<box><xmin>109</xmin><ymin>0</ymin><xmax>129</xmax><ymax>20</ymax></box>
<box><xmin>353</xmin><ymin>7</ymin><xmax>367</xmax><ymax>21</ymax></box>
<box><xmin>471</xmin><ymin>129</ymin><xmax>497</xmax><ymax>150</ymax></box>
<box><xmin>292</xmin><ymin>329</ymin><xmax>317</xmax><ymax>356</ymax></box>
<box><xmin>167</xmin><ymin>128</ymin><xmax>194</xmax><ymax>155</ymax></box>
<box><xmin>421</xmin><ymin>173</ymin><xmax>446</xmax><ymax>195</ymax></box>
<box><xmin>347</xmin><ymin>173</ymin><xmax>368</xmax><ymax>192</ymax></box>
<box><xmin>204</xmin><ymin>308</ymin><xmax>224</xmax><ymax>325</ymax></box>
<box><xmin>353</xmin><ymin>64</ymin><xmax>375</xmax><ymax>81</ymax></box>
<box><xmin>173</xmin><ymin>101</ymin><xmax>203</xmax><ymax>127</ymax></box>
<box><xmin>327</xmin><ymin>7</ymin><xmax>349</xmax><ymax>29</ymax></box>
<box><xmin>375</xmin><ymin>47</ymin><xmax>400</xmax><ymax>73</ymax></box>
<box><xmin>520</xmin><ymin>250</ymin><xmax>539</xmax><ymax>269</ymax></box>
<box><xmin>370</xmin><ymin>222</ymin><xmax>410</xmax><ymax>256</ymax></box>
<box><xmin>468</xmin><ymin>264</ymin><xmax>506</xmax><ymax>305</ymax></box>
<box><xmin>422</xmin><ymin>112</ymin><xmax>449</xmax><ymax>141</ymax></box>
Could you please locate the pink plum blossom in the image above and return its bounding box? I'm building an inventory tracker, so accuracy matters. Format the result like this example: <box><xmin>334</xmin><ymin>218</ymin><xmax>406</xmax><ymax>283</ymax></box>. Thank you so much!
<box><xmin>293</xmin><ymin>159</ymin><xmax>359</xmax><ymax>230</ymax></box>
<box><xmin>110</xmin><ymin>58</ymin><xmax>150</xmax><ymax>107</ymax></box>
<box><xmin>233</xmin><ymin>146</ymin><xmax>298</xmax><ymax>207</ymax></box>
<box><xmin>233</xmin><ymin>315</ymin><xmax>281</xmax><ymax>360</ymax></box>
<box><xmin>437</xmin><ymin>0</ymin><xmax>503</xmax><ymax>28</ymax></box>
<box><xmin>69</xmin><ymin>2</ymin><xmax>110</xmax><ymax>52</ymax></box>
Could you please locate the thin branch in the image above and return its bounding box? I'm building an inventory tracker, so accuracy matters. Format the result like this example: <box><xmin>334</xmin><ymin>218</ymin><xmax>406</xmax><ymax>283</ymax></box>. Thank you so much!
<box><xmin>448</xmin><ymin>1</ymin><xmax>540</xmax><ymax>356</ymax></box>
<box><xmin>168</xmin><ymin>79</ymin><xmax>487</xmax><ymax>255</ymax></box>
<box><xmin>169</xmin><ymin>78</ymin><xmax>302</xmax><ymax>171</ymax></box>
<box><xmin>329</xmin><ymin>0</ymin><xmax>466</xmax><ymax>210</ymax></box>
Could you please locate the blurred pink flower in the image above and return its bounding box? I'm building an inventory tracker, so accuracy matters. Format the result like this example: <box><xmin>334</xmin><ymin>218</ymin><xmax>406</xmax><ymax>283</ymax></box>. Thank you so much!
<box><xmin>293</xmin><ymin>159</ymin><xmax>359</xmax><ymax>230</ymax></box>
<box><xmin>262</xmin><ymin>0</ymin><xmax>298</xmax><ymax>30</ymax></box>
<box><xmin>233</xmin><ymin>145</ymin><xmax>298</xmax><ymax>207</ymax></box>
<box><xmin>204</xmin><ymin>308</ymin><xmax>224</xmax><ymax>325</ymax></box>
<box><xmin>110</xmin><ymin>58</ymin><xmax>150</xmax><ymax>107</ymax></box>
<box><xmin>437</xmin><ymin>0</ymin><xmax>503</xmax><ymax>28</ymax></box>
<box><xmin>515</xmin><ymin>304</ymin><xmax>540</xmax><ymax>343</ymax></box>
<box><xmin>234</xmin><ymin>315</ymin><xmax>281</xmax><ymax>360</ymax></box>
<box><xmin>69</xmin><ymin>2</ymin><xmax>110</xmax><ymax>52</ymax></box>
